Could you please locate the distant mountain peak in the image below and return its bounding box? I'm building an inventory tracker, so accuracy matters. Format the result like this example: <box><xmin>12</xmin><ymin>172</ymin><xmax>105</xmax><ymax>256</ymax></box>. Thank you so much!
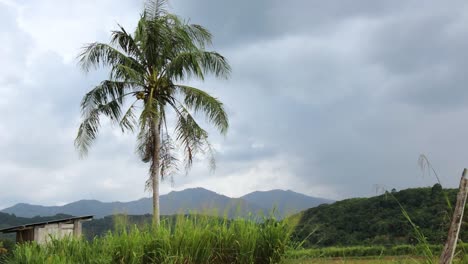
<box><xmin>174</xmin><ymin>187</ymin><xmax>224</xmax><ymax>194</ymax></box>
<box><xmin>170</xmin><ymin>187</ymin><xmax>214</xmax><ymax>193</ymax></box>
<box><xmin>70</xmin><ymin>199</ymin><xmax>102</xmax><ymax>204</ymax></box>
<box><xmin>1</xmin><ymin>187</ymin><xmax>331</xmax><ymax>219</ymax></box>
<box><xmin>241</xmin><ymin>189</ymin><xmax>333</xmax><ymax>216</ymax></box>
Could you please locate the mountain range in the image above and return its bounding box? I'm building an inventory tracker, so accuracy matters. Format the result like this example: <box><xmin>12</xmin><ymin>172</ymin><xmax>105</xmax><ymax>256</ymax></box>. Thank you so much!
<box><xmin>0</xmin><ymin>188</ymin><xmax>332</xmax><ymax>219</ymax></box>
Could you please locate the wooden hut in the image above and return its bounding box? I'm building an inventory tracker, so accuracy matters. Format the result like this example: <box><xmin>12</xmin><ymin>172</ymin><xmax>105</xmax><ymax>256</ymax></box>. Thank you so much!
<box><xmin>0</xmin><ymin>215</ymin><xmax>93</xmax><ymax>244</ymax></box>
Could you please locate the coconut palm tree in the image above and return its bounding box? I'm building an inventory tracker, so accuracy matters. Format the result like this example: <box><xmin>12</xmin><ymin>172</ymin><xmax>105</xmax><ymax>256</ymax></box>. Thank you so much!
<box><xmin>75</xmin><ymin>0</ymin><xmax>230</xmax><ymax>225</ymax></box>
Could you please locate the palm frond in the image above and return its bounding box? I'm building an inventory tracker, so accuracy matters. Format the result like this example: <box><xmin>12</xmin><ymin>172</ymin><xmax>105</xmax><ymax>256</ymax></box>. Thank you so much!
<box><xmin>181</xmin><ymin>24</ymin><xmax>212</xmax><ymax>48</ymax></box>
<box><xmin>173</xmin><ymin>106</ymin><xmax>209</xmax><ymax>170</ymax></box>
<box><xmin>139</xmin><ymin>98</ymin><xmax>160</xmax><ymax>130</ymax></box>
<box><xmin>198</xmin><ymin>51</ymin><xmax>231</xmax><ymax>78</ymax></box>
<box><xmin>111</xmin><ymin>24</ymin><xmax>144</xmax><ymax>61</ymax></box>
<box><xmin>145</xmin><ymin>133</ymin><xmax>178</xmax><ymax>190</ymax></box>
<box><xmin>176</xmin><ymin>85</ymin><xmax>228</xmax><ymax>135</ymax></box>
<box><xmin>80</xmin><ymin>80</ymin><xmax>136</xmax><ymax>115</ymax></box>
<box><xmin>166</xmin><ymin>52</ymin><xmax>204</xmax><ymax>80</ymax></box>
<box><xmin>136</xmin><ymin>17</ymin><xmax>163</xmax><ymax>71</ymax></box>
<box><xmin>144</xmin><ymin>0</ymin><xmax>168</xmax><ymax>20</ymax></box>
<box><xmin>159</xmin><ymin>133</ymin><xmax>179</xmax><ymax>179</ymax></box>
<box><xmin>78</xmin><ymin>43</ymin><xmax>140</xmax><ymax>73</ymax></box>
<box><xmin>137</xmin><ymin>97</ymin><xmax>161</xmax><ymax>162</ymax></box>
<box><xmin>169</xmin><ymin>19</ymin><xmax>207</xmax><ymax>50</ymax></box>
<box><xmin>136</xmin><ymin>120</ymin><xmax>153</xmax><ymax>163</ymax></box>
<box><xmin>75</xmin><ymin>100</ymin><xmax>123</xmax><ymax>156</ymax></box>
<box><xmin>166</xmin><ymin>51</ymin><xmax>231</xmax><ymax>81</ymax></box>
<box><xmin>110</xmin><ymin>64</ymin><xmax>146</xmax><ymax>83</ymax></box>
<box><xmin>119</xmin><ymin>99</ymin><xmax>139</xmax><ymax>132</ymax></box>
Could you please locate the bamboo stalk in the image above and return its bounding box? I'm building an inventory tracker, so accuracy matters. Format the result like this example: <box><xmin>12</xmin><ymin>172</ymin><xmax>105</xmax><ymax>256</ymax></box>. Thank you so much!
<box><xmin>439</xmin><ymin>168</ymin><xmax>468</xmax><ymax>264</ymax></box>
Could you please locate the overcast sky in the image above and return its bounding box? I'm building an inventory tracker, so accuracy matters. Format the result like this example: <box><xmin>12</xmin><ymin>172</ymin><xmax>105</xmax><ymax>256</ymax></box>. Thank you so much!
<box><xmin>1</xmin><ymin>0</ymin><xmax>468</xmax><ymax>209</ymax></box>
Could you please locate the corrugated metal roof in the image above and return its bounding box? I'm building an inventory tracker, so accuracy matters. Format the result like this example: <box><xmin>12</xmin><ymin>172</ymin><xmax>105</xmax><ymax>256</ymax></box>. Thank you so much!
<box><xmin>0</xmin><ymin>215</ymin><xmax>93</xmax><ymax>233</ymax></box>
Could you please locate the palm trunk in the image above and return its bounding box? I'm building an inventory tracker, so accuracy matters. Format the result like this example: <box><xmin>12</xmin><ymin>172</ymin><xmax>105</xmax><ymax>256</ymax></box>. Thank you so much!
<box><xmin>151</xmin><ymin>117</ymin><xmax>161</xmax><ymax>226</ymax></box>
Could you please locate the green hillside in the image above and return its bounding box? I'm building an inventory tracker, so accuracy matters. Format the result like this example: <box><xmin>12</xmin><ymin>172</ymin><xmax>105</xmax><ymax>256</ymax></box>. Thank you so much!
<box><xmin>2</xmin><ymin>184</ymin><xmax>466</xmax><ymax>250</ymax></box>
<box><xmin>292</xmin><ymin>184</ymin><xmax>464</xmax><ymax>247</ymax></box>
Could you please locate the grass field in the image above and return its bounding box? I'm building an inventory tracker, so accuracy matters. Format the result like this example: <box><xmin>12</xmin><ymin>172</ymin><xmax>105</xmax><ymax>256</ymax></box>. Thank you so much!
<box><xmin>0</xmin><ymin>214</ymin><xmax>294</xmax><ymax>264</ymax></box>
<box><xmin>1</xmin><ymin>212</ymin><xmax>465</xmax><ymax>263</ymax></box>
<box><xmin>284</xmin><ymin>256</ymin><xmax>468</xmax><ymax>264</ymax></box>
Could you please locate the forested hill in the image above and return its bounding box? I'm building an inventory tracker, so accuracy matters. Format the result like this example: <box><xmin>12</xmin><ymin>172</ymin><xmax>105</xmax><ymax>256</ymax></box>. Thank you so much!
<box><xmin>292</xmin><ymin>184</ymin><xmax>465</xmax><ymax>247</ymax></box>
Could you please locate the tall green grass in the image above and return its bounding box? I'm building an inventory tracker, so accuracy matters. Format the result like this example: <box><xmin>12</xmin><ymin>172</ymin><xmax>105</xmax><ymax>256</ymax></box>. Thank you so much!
<box><xmin>284</xmin><ymin>244</ymin><xmax>456</xmax><ymax>259</ymax></box>
<box><xmin>0</xmin><ymin>241</ymin><xmax>6</xmax><ymax>258</ymax></box>
<box><xmin>2</xmin><ymin>213</ymin><xmax>294</xmax><ymax>264</ymax></box>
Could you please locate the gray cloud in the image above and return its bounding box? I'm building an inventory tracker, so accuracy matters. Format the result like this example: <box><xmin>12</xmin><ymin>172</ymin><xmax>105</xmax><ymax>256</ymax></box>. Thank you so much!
<box><xmin>1</xmin><ymin>0</ymin><xmax>468</xmax><ymax>208</ymax></box>
<box><xmin>177</xmin><ymin>0</ymin><xmax>468</xmax><ymax>198</ymax></box>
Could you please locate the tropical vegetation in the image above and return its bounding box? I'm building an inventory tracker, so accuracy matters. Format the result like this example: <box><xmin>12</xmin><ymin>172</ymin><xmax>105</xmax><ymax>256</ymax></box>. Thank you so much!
<box><xmin>1</xmin><ymin>214</ymin><xmax>291</xmax><ymax>264</ymax></box>
<box><xmin>0</xmin><ymin>185</ymin><xmax>464</xmax><ymax>247</ymax></box>
<box><xmin>75</xmin><ymin>0</ymin><xmax>230</xmax><ymax>225</ymax></box>
<box><xmin>1</xmin><ymin>0</ymin><xmax>465</xmax><ymax>262</ymax></box>
<box><xmin>292</xmin><ymin>184</ymin><xmax>460</xmax><ymax>247</ymax></box>
<box><xmin>3</xmin><ymin>185</ymin><xmax>468</xmax><ymax>262</ymax></box>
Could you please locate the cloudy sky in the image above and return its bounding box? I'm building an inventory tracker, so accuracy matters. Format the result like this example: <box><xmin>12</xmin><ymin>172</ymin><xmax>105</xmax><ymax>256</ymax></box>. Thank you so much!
<box><xmin>1</xmin><ymin>0</ymin><xmax>468</xmax><ymax>209</ymax></box>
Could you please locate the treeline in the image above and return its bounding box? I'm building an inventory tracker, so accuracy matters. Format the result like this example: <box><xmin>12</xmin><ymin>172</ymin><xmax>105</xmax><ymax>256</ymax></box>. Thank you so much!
<box><xmin>292</xmin><ymin>184</ymin><xmax>464</xmax><ymax>247</ymax></box>
<box><xmin>1</xmin><ymin>185</ymin><xmax>465</xmax><ymax>249</ymax></box>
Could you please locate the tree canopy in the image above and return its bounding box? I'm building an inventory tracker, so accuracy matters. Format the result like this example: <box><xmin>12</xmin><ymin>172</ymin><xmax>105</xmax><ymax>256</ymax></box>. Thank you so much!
<box><xmin>292</xmin><ymin>185</ymin><xmax>463</xmax><ymax>247</ymax></box>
